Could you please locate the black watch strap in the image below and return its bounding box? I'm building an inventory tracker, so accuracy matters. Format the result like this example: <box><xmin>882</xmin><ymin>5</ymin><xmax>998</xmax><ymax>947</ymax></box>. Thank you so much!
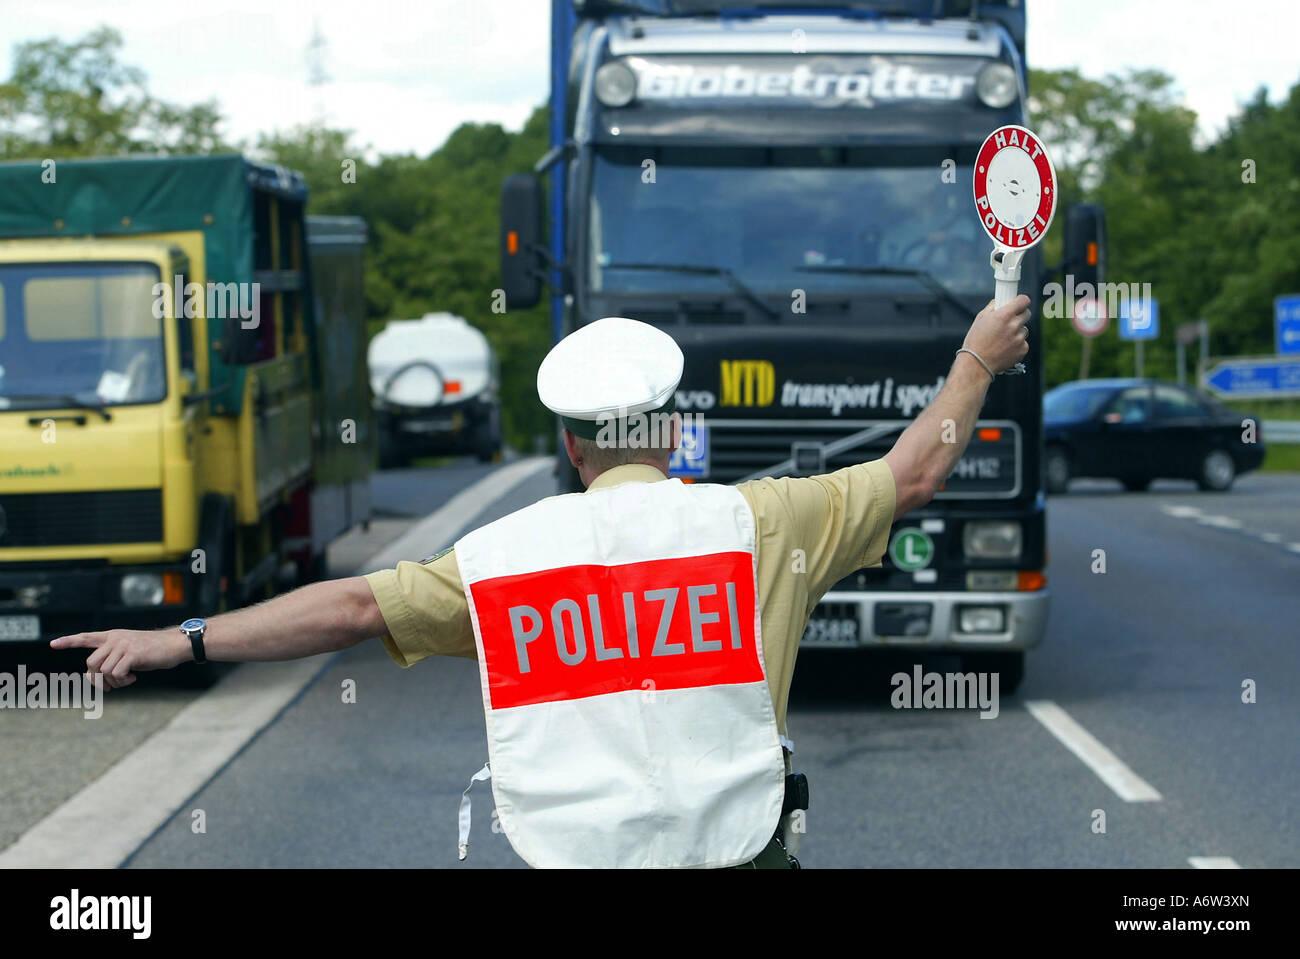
<box><xmin>182</xmin><ymin>621</ymin><xmax>207</xmax><ymax>664</ymax></box>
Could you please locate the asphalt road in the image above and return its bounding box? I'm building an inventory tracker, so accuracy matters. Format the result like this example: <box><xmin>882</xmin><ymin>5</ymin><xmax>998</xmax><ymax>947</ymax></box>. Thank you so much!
<box><xmin>3</xmin><ymin>463</ymin><xmax>1295</xmax><ymax>868</ymax></box>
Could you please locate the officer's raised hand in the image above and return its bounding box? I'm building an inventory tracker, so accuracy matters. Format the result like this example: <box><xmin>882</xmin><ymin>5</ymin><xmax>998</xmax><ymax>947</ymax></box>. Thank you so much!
<box><xmin>961</xmin><ymin>294</ymin><xmax>1032</xmax><ymax>375</ymax></box>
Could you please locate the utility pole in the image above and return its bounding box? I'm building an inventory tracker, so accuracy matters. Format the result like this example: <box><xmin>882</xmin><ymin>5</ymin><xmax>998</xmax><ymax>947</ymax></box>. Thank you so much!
<box><xmin>306</xmin><ymin>18</ymin><xmax>330</xmax><ymax>126</ymax></box>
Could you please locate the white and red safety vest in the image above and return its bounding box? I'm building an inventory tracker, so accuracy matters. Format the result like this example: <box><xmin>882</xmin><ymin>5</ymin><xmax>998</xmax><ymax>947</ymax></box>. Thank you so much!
<box><xmin>453</xmin><ymin>476</ymin><xmax>786</xmax><ymax>868</ymax></box>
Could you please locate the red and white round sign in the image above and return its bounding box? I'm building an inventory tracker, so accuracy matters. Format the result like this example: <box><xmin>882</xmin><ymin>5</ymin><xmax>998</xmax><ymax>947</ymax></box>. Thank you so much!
<box><xmin>1072</xmin><ymin>296</ymin><xmax>1109</xmax><ymax>337</ymax></box>
<box><xmin>973</xmin><ymin>124</ymin><xmax>1058</xmax><ymax>250</ymax></box>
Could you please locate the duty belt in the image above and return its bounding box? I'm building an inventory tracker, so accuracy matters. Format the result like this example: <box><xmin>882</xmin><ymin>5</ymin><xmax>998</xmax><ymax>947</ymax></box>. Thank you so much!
<box><xmin>730</xmin><ymin>772</ymin><xmax>809</xmax><ymax>869</ymax></box>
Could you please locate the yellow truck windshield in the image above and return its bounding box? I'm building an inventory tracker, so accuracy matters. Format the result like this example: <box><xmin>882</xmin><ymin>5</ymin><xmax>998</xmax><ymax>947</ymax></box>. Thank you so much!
<box><xmin>0</xmin><ymin>262</ymin><xmax>165</xmax><ymax>409</ymax></box>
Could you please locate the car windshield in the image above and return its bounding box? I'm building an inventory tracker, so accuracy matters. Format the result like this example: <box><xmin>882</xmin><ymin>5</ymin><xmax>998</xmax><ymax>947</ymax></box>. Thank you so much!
<box><xmin>588</xmin><ymin>145</ymin><xmax>991</xmax><ymax>299</ymax></box>
<box><xmin>0</xmin><ymin>262</ymin><xmax>165</xmax><ymax>408</ymax></box>
<box><xmin>1044</xmin><ymin>384</ymin><xmax>1115</xmax><ymax>421</ymax></box>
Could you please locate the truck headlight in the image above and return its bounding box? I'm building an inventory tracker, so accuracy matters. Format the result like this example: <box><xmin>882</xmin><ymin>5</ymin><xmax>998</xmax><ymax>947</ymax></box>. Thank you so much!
<box><xmin>963</xmin><ymin>521</ymin><xmax>1022</xmax><ymax>559</ymax></box>
<box><xmin>595</xmin><ymin>61</ymin><xmax>637</xmax><ymax>107</ymax></box>
<box><xmin>121</xmin><ymin>573</ymin><xmax>165</xmax><ymax>606</ymax></box>
<box><xmin>976</xmin><ymin>63</ymin><xmax>1018</xmax><ymax>109</ymax></box>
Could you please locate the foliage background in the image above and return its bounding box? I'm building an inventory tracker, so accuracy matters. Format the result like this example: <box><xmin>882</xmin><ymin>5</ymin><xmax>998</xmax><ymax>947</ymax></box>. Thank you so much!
<box><xmin>3</xmin><ymin>28</ymin><xmax>1298</xmax><ymax>450</ymax></box>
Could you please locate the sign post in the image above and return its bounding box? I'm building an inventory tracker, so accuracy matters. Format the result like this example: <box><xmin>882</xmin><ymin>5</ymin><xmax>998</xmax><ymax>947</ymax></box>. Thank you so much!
<box><xmin>1071</xmin><ymin>296</ymin><xmax>1108</xmax><ymax>379</ymax></box>
<box><xmin>1119</xmin><ymin>296</ymin><xmax>1159</xmax><ymax>377</ymax></box>
<box><xmin>1175</xmin><ymin>319</ymin><xmax>1207</xmax><ymax>385</ymax></box>
<box><xmin>973</xmin><ymin>125</ymin><xmax>1059</xmax><ymax>376</ymax></box>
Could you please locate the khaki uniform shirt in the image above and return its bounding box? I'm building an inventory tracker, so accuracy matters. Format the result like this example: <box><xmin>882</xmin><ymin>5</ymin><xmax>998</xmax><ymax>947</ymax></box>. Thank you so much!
<box><xmin>364</xmin><ymin>458</ymin><xmax>896</xmax><ymax>737</ymax></box>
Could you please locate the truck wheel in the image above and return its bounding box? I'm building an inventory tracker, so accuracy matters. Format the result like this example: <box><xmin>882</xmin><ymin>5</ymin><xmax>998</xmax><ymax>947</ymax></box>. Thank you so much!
<box><xmin>1044</xmin><ymin>446</ymin><xmax>1071</xmax><ymax>495</ymax></box>
<box><xmin>1196</xmin><ymin>449</ymin><xmax>1235</xmax><ymax>491</ymax></box>
<box><xmin>962</xmin><ymin>650</ymin><xmax>1024</xmax><ymax>695</ymax></box>
<box><xmin>378</xmin><ymin>429</ymin><xmax>406</xmax><ymax>470</ymax></box>
<box><xmin>474</xmin><ymin>406</ymin><xmax>501</xmax><ymax>463</ymax></box>
<box><xmin>195</xmin><ymin>495</ymin><xmax>234</xmax><ymax>616</ymax></box>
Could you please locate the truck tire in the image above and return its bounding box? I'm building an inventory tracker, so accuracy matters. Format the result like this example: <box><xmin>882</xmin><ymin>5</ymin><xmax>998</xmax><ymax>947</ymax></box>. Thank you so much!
<box><xmin>961</xmin><ymin>650</ymin><xmax>1024</xmax><ymax>695</ymax></box>
<box><xmin>378</xmin><ymin>427</ymin><xmax>407</xmax><ymax>470</ymax></box>
<box><xmin>474</xmin><ymin>405</ymin><xmax>501</xmax><ymax>463</ymax></box>
<box><xmin>195</xmin><ymin>494</ymin><xmax>234</xmax><ymax>616</ymax></box>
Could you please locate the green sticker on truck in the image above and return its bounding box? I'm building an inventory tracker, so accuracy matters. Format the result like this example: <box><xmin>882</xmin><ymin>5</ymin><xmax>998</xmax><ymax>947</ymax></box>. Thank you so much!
<box><xmin>889</xmin><ymin>528</ymin><xmax>934</xmax><ymax>571</ymax></box>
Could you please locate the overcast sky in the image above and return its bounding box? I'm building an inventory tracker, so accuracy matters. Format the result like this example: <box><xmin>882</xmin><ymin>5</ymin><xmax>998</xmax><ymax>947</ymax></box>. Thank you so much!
<box><xmin>2</xmin><ymin>0</ymin><xmax>1295</xmax><ymax>157</ymax></box>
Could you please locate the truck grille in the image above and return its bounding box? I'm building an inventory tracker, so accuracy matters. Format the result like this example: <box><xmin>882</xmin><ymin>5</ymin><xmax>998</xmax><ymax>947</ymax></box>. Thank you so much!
<box><xmin>698</xmin><ymin>419</ymin><xmax>1021</xmax><ymax>497</ymax></box>
<box><xmin>0</xmin><ymin>489</ymin><xmax>163</xmax><ymax>547</ymax></box>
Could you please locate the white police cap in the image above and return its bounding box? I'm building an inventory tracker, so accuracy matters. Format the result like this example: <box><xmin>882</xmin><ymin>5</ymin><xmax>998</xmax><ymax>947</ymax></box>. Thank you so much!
<box><xmin>537</xmin><ymin>317</ymin><xmax>684</xmax><ymax>439</ymax></box>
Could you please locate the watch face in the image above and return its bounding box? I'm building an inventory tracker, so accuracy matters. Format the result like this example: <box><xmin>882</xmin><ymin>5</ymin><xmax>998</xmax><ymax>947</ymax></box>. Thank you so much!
<box><xmin>180</xmin><ymin>618</ymin><xmax>206</xmax><ymax>632</ymax></box>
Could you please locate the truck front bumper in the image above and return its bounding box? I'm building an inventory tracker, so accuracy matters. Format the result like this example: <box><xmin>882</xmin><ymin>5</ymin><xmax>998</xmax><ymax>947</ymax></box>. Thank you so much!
<box><xmin>0</xmin><ymin>562</ymin><xmax>192</xmax><ymax>642</ymax></box>
<box><xmin>809</xmin><ymin>588</ymin><xmax>1049</xmax><ymax>652</ymax></box>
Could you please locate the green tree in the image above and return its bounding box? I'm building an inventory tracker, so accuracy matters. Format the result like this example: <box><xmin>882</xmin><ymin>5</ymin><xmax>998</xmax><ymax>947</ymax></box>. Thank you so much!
<box><xmin>258</xmin><ymin>109</ymin><xmax>554</xmax><ymax>452</ymax></box>
<box><xmin>0</xmin><ymin>26</ymin><xmax>225</xmax><ymax>158</ymax></box>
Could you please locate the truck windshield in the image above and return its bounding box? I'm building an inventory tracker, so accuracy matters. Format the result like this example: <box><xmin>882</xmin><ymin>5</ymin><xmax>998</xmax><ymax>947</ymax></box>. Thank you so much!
<box><xmin>0</xmin><ymin>262</ymin><xmax>165</xmax><ymax>409</ymax></box>
<box><xmin>588</xmin><ymin>145</ymin><xmax>990</xmax><ymax>299</ymax></box>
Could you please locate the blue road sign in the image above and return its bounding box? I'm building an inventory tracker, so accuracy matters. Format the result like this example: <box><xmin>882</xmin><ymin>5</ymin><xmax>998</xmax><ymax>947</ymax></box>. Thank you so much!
<box><xmin>1275</xmin><ymin>295</ymin><xmax>1300</xmax><ymax>355</ymax></box>
<box><xmin>1203</xmin><ymin>357</ymin><xmax>1300</xmax><ymax>399</ymax></box>
<box><xmin>668</xmin><ymin>419</ymin><xmax>709</xmax><ymax>478</ymax></box>
<box><xmin>1119</xmin><ymin>297</ymin><xmax>1159</xmax><ymax>341</ymax></box>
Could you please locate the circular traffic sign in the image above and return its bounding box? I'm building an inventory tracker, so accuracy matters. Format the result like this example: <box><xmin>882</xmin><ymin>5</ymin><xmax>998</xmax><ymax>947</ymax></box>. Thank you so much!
<box><xmin>1072</xmin><ymin>296</ymin><xmax>1109</xmax><ymax>337</ymax></box>
<box><xmin>973</xmin><ymin>124</ymin><xmax>1058</xmax><ymax>250</ymax></box>
<box><xmin>889</xmin><ymin>528</ymin><xmax>934</xmax><ymax>571</ymax></box>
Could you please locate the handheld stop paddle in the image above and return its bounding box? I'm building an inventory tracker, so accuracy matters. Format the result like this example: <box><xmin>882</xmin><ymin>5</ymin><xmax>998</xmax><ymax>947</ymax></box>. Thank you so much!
<box><xmin>972</xmin><ymin>124</ymin><xmax>1058</xmax><ymax>375</ymax></box>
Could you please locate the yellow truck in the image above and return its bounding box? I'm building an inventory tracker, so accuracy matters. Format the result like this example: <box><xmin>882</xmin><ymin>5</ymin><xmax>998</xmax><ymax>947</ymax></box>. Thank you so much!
<box><xmin>0</xmin><ymin>156</ymin><xmax>372</xmax><ymax>679</ymax></box>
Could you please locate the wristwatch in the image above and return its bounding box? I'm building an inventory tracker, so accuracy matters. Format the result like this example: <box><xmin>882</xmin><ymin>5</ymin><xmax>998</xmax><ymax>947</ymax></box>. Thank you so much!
<box><xmin>180</xmin><ymin>618</ymin><xmax>207</xmax><ymax>664</ymax></box>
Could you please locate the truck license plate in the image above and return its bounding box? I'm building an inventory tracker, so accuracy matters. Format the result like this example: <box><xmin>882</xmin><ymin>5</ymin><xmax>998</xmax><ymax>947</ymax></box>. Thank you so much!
<box><xmin>0</xmin><ymin>615</ymin><xmax>40</xmax><ymax>641</ymax></box>
<box><xmin>801</xmin><ymin>616</ymin><xmax>859</xmax><ymax>648</ymax></box>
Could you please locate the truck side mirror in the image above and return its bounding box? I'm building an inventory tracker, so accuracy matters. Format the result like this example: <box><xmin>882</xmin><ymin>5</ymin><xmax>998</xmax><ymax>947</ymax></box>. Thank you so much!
<box><xmin>500</xmin><ymin>173</ymin><xmax>546</xmax><ymax>310</ymax></box>
<box><xmin>1064</xmin><ymin>203</ymin><xmax>1107</xmax><ymax>289</ymax></box>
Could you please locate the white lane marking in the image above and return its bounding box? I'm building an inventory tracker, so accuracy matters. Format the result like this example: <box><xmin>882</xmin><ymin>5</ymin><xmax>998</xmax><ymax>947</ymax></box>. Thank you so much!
<box><xmin>1259</xmin><ymin>532</ymin><xmax>1283</xmax><ymax>543</ymax></box>
<box><xmin>360</xmin><ymin>456</ymin><xmax>551</xmax><ymax>572</ymax></box>
<box><xmin>0</xmin><ymin>658</ymin><xmax>328</xmax><ymax>868</ymax></box>
<box><xmin>0</xmin><ymin>458</ymin><xmax>551</xmax><ymax>868</ymax></box>
<box><xmin>1160</xmin><ymin>505</ymin><xmax>1204</xmax><ymax>519</ymax></box>
<box><xmin>1197</xmin><ymin>515</ymin><xmax>1243</xmax><ymax>529</ymax></box>
<box><xmin>1025</xmin><ymin>700</ymin><xmax>1162</xmax><ymax>802</ymax></box>
<box><xmin>1288</xmin><ymin>543</ymin><xmax>1300</xmax><ymax>554</ymax></box>
<box><xmin>1189</xmin><ymin>856</ymin><xmax>1242</xmax><ymax>869</ymax></box>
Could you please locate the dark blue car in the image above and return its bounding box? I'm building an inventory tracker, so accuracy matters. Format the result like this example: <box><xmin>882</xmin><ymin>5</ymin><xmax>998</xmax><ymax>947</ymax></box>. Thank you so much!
<box><xmin>1043</xmin><ymin>379</ymin><xmax>1266</xmax><ymax>493</ymax></box>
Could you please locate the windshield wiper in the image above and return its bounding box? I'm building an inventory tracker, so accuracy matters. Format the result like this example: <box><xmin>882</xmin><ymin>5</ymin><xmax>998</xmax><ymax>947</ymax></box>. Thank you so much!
<box><xmin>602</xmin><ymin>262</ymin><xmax>779</xmax><ymax>321</ymax></box>
<box><xmin>1</xmin><ymin>393</ymin><xmax>113</xmax><ymax>420</ymax></box>
<box><xmin>793</xmin><ymin>265</ymin><xmax>975</xmax><ymax>321</ymax></box>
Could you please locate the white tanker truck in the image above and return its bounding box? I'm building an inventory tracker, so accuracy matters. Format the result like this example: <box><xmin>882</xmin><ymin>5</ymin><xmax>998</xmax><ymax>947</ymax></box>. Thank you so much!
<box><xmin>368</xmin><ymin>312</ymin><xmax>502</xmax><ymax>468</ymax></box>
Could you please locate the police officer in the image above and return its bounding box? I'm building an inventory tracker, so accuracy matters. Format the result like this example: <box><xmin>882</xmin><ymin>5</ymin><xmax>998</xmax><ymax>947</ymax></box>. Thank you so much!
<box><xmin>52</xmin><ymin>296</ymin><xmax>1032</xmax><ymax>868</ymax></box>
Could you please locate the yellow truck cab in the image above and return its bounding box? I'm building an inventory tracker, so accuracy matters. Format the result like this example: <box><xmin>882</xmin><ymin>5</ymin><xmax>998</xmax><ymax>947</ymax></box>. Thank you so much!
<box><xmin>0</xmin><ymin>155</ymin><xmax>372</xmax><ymax>674</ymax></box>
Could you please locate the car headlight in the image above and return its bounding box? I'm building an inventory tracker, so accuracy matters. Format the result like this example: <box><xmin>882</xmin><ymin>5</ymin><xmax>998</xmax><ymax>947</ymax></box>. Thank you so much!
<box><xmin>976</xmin><ymin>63</ymin><xmax>1018</xmax><ymax>109</ymax></box>
<box><xmin>964</xmin><ymin>521</ymin><xmax>1022</xmax><ymax>559</ymax></box>
<box><xmin>120</xmin><ymin>573</ymin><xmax>164</xmax><ymax>606</ymax></box>
<box><xmin>595</xmin><ymin>61</ymin><xmax>637</xmax><ymax>107</ymax></box>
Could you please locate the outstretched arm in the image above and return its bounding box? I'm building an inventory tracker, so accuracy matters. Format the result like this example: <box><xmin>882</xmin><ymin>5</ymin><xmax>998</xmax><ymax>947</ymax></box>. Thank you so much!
<box><xmin>50</xmin><ymin>576</ymin><xmax>387</xmax><ymax>689</ymax></box>
<box><xmin>884</xmin><ymin>295</ymin><xmax>1031</xmax><ymax>520</ymax></box>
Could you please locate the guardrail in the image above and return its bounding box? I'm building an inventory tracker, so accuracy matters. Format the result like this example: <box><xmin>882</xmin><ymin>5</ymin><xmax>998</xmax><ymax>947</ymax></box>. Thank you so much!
<box><xmin>1263</xmin><ymin>421</ymin><xmax>1300</xmax><ymax>445</ymax></box>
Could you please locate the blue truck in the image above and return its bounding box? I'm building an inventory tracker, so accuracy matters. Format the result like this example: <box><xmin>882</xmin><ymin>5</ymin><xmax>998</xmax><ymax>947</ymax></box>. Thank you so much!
<box><xmin>500</xmin><ymin>0</ymin><xmax>1107</xmax><ymax>691</ymax></box>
